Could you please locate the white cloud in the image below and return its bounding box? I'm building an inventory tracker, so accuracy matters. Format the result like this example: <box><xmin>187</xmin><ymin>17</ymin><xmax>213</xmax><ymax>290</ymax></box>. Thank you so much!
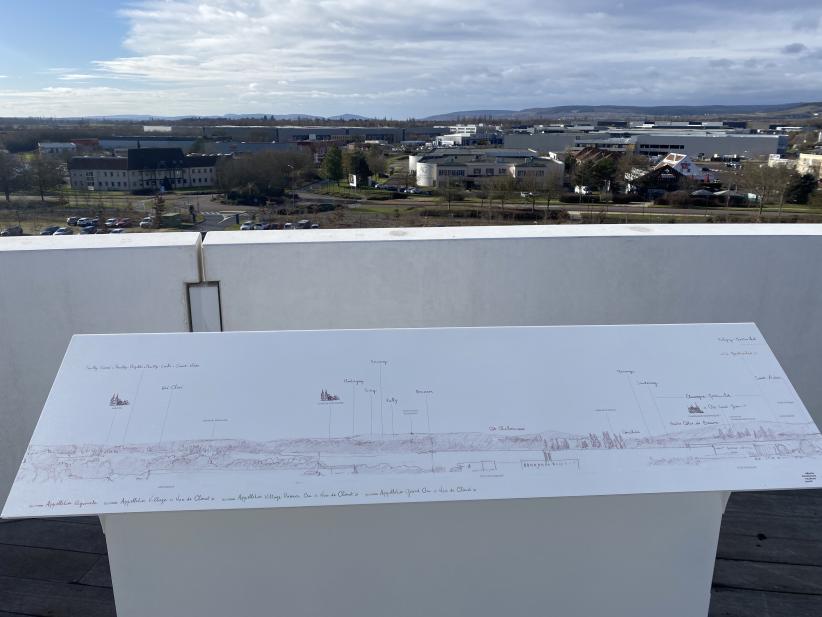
<box><xmin>2</xmin><ymin>0</ymin><xmax>822</xmax><ymax>117</ymax></box>
<box><xmin>57</xmin><ymin>74</ymin><xmax>109</xmax><ymax>81</ymax></box>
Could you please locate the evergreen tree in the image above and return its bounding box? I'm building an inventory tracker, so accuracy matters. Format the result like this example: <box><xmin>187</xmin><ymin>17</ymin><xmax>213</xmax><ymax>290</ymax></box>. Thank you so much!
<box><xmin>343</xmin><ymin>151</ymin><xmax>371</xmax><ymax>187</ymax></box>
<box><xmin>785</xmin><ymin>173</ymin><xmax>818</xmax><ymax>204</ymax></box>
<box><xmin>322</xmin><ymin>145</ymin><xmax>344</xmax><ymax>182</ymax></box>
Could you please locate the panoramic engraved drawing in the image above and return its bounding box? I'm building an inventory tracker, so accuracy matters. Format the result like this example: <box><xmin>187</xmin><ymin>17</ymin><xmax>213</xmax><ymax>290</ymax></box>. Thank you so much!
<box><xmin>3</xmin><ymin>324</ymin><xmax>820</xmax><ymax>517</ymax></box>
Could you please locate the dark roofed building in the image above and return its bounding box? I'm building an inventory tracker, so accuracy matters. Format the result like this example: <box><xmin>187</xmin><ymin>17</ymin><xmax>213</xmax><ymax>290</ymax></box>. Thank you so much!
<box><xmin>66</xmin><ymin>157</ymin><xmax>127</xmax><ymax>171</ymax></box>
<box><xmin>631</xmin><ymin>153</ymin><xmax>720</xmax><ymax>198</ymax></box>
<box><xmin>68</xmin><ymin>148</ymin><xmax>221</xmax><ymax>192</ymax></box>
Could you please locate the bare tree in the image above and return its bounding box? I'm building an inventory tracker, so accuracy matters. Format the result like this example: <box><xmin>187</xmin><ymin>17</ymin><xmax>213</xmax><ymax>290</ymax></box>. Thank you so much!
<box><xmin>217</xmin><ymin>150</ymin><xmax>314</xmax><ymax>204</ymax></box>
<box><xmin>435</xmin><ymin>179</ymin><xmax>465</xmax><ymax>211</ymax></box>
<box><xmin>0</xmin><ymin>150</ymin><xmax>26</xmax><ymax>202</ymax></box>
<box><xmin>30</xmin><ymin>154</ymin><xmax>65</xmax><ymax>200</ymax></box>
<box><xmin>365</xmin><ymin>146</ymin><xmax>387</xmax><ymax>177</ymax></box>
<box><xmin>489</xmin><ymin>174</ymin><xmax>515</xmax><ymax>211</ymax></box>
<box><xmin>738</xmin><ymin>163</ymin><xmax>794</xmax><ymax>217</ymax></box>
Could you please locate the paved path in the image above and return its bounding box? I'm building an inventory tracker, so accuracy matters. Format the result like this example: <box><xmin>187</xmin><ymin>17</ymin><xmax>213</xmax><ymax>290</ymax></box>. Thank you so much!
<box><xmin>1</xmin><ymin>490</ymin><xmax>820</xmax><ymax>615</ymax></box>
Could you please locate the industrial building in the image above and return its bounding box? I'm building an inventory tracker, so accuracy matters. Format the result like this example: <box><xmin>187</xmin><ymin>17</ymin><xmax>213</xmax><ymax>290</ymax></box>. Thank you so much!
<box><xmin>37</xmin><ymin>142</ymin><xmax>77</xmax><ymax>156</ymax></box>
<box><xmin>98</xmin><ymin>136</ymin><xmax>199</xmax><ymax>152</ymax></box>
<box><xmin>200</xmin><ymin>126</ymin><xmax>449</xmax><ymax>145</ymax></box>
<box><xmin>410</xmin><ymin>148</ymin><xmax>564</xmax><ymax>188</ymax></box>
<box><xmin>505</xmin><ymin>127</ymin><xmax>788</xmax><ymax>160</ymax></box>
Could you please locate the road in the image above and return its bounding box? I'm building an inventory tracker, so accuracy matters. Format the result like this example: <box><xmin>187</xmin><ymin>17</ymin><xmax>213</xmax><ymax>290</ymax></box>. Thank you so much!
<box><xmin>197</xmin><ymin>209</ymin><xmax>248</xmax><ymax>231</ymax></box>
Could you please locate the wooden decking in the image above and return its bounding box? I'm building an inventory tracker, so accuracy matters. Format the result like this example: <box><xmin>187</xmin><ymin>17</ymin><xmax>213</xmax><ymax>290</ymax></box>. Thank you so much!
<box><xmin>0</xmin><ymin>490</ymin><xmax>820</xmax><ymax>616</ymax></box>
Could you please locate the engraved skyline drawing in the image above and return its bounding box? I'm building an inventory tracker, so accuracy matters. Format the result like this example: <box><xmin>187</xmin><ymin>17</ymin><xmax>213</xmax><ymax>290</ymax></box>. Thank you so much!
<box><xmin>3</xmin><ymin>324</ymin><xmax>821</xmax><ymax>518</ymax></box>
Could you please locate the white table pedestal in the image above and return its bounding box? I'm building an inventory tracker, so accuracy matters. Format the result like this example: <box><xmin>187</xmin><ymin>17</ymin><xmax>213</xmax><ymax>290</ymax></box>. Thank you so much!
<box><xmin>102</xmin><ymin>491</ymin><xmax>727</xmax><ymax>617</ymax></box>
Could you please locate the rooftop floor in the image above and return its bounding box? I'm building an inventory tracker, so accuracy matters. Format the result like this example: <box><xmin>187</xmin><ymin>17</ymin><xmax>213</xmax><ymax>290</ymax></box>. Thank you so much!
<box><xmin>0</xmin><ymin>489</ymin><xmax>820</xmax><ymax>616</ymax></box>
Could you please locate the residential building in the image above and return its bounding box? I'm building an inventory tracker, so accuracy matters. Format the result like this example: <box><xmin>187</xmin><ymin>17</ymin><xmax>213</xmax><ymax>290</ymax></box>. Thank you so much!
<box><xmin>797</xmin><ymin>153</ymin><xmax>822</xmax><ymax>179</ymax></box>
<box><xmin>631</xmin><ymin>153</ymin><xmax>719</xmax><ymax>197</ymax></box>
<box><xmin>68</xmin><ymin>148</ymin><xmax>220</xmax><ymax>192</ymax></box>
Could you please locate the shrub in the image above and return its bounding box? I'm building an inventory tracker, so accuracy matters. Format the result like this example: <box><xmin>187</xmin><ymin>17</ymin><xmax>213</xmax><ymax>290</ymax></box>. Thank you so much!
<box><xmin>559</xmin><ymin>193</ymin><xmax>599</xmax><ymax>204</ymax></box>
<box><xmin>612</xmin><ymin>193</ymin><xmax>640</xmax><ymax>204</ymax></box>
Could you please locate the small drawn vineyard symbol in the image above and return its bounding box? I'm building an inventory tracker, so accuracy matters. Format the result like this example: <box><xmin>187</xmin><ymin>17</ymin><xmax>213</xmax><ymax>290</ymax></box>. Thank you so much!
<box><xmin>109</xmin><ymin>393</ymin><xmax>130</xmax><ymax>408</ymax></box>
<box><xmin>320</xmin><ymin>389</ymin><xmax>340</xmax><ymax>402</ymax></box>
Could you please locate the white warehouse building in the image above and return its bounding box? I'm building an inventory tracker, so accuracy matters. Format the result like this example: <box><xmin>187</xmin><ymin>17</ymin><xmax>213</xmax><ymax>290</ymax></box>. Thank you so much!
<box><xmin>411</xmin><ymin>149</ymin><xmax>564</xmax><ymax>188</ymax></box>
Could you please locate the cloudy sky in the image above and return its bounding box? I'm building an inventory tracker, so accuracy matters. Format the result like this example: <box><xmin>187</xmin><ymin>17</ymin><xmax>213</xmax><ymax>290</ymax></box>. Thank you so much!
<box><xmin>0</xmin><ymin>0</ymin><xmax>820</xmax><ymax>118</ymax></box>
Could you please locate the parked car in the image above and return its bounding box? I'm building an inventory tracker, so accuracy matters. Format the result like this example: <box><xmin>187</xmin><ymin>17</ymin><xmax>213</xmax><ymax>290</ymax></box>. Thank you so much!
<box><xmin>283</xmin><ymin>222</ymin><xmax>293</xmax><ymax>229</ymax></box>
<box><xmin>52</xmin><ymin>227</ymin><xmax>74</xmax><ymax>235</ymax></box>
<box><xmin>66</xmin><ymin>216</ymin><xmax>79</xmax><ymax>226</ymax></box>
<box><xmin>296</xmin><ymin>219</ymin><xmax>311</xmax><ymax>229</ymax></box>
<box><xmin>139</xmin><ymin>217</ymin><xmax>154</xmax><ymax>228</ymax></box>
<box><xmin>240</xmin><ymin>221</ymin><xmax>255</xmax><ymax>230</ymax></box>
<box><xmin>105</xmin><ymin>218</ymin><xmax>118</xmax><ymax>228</ymax></box>
<box><xmin>76</xmin><ymin>217</ymin><xmax>93</xmax><ymax>227</ymax></box>
<box><xmin>79</xmin><ymin>226</ymin><xmax>97</xmax><ymax>234</ymax></box>
<box><xmin>115</xmin><ymin>218</ymin><xmax>132</xmax><ymax>228</ymax></box>
<box><xmin>1</xmin><ymin>226</ymin><xmax>23</xmax><ymax>236</ymax></box>
<box><xmin>310</xmin><ymin>223</ymin><xmax>320</xmax><ymax>229</ymax></box>
<box><xmin>40</xmin><ymin>226</ymin><xmax>60</xmax><ymax>235</ymax></box>
<box><xmin>109</xmin><ymin>228</ymin><xmax>126</xmax><ymax>234</ymax></box>
<box><xmin>261</xmin><ymin>222</ymin><xmax>279</xmax><ymax>230</ymax></box>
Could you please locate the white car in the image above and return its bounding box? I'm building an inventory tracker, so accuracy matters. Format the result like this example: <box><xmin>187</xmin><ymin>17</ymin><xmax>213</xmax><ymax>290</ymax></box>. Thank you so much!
<box><xmin>240</xmin><ymin>221</ymin><xmax>255</xmax><ymax>230</ymax></box>
<box><xmin>52</xmin><ymin>227</ymin><xmax>74</xmax><ymax>235</ymax></box>
<box><xmin>139</xmin><ymin>217</ymin><xmax>154</xmax><ymax>228</ymax></box>
<box><xmin>110</xmin><ymin>228</ymin><xmax>127</xmax><ymax>234</ymax></box>
<box><xmin>105</xmin><ymin>218</ymin><xmax>118</xmax><ymax>228</ymax></box>
<box><xmin>76</xmin><ymin>217</ymin><xmax>93</xmax><ymax>227</ymax></box>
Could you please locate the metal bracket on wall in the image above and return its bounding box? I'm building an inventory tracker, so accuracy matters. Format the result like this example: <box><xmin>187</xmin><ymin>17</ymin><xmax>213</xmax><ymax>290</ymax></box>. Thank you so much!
<box><xmin>186</xmin><ymin>281</ymin><xmax>223</xmax><ymax>332</ymax></box>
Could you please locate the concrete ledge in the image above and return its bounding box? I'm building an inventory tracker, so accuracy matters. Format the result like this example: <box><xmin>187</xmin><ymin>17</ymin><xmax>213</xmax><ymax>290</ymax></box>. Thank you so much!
<box><xmin>0</xmin><ymin>232</ymin><xmax>202</xmax><ymax>252</ymax></box>
<box><xmin>202</xmin><ymin>224</ymin><xmax>822</xmax><ymax>246</ymax></box>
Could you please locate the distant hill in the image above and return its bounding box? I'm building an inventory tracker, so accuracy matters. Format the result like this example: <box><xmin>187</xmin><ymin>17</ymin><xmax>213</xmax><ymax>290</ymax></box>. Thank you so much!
<box><xmin>222</xmin><ymin>113</ymin><xmax>324</xmax><ymax>121</ymax></box>
<box><xmin>63</xmin><ymin>113</ymin><xmax>367</xmax><ymax>122</ymax></box>
<box><xmin>327</xmin><ymin>113</ymin><xmax>370</xmax><ymax>121</ymax></box>
<box><xmin>424</xmin><ymin>102</ymin><xmax>822</xmax><ymax>121</ymax></box>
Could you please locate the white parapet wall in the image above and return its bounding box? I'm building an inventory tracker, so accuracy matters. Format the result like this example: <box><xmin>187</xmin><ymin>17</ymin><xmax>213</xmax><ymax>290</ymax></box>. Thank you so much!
<box><xmin>203</xmin><ymin>224</ymin><xmax>822</xmax><ymax>426</ymax></box>
<box><xmin>0</xmin><ymin>233</ymin><xmax>202</xmax><ymax>505</ymax></box>
<box><xmin>4</xmin><ymin>225</ymin><xmax>822</xmax><ymax>508</ymax></box>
